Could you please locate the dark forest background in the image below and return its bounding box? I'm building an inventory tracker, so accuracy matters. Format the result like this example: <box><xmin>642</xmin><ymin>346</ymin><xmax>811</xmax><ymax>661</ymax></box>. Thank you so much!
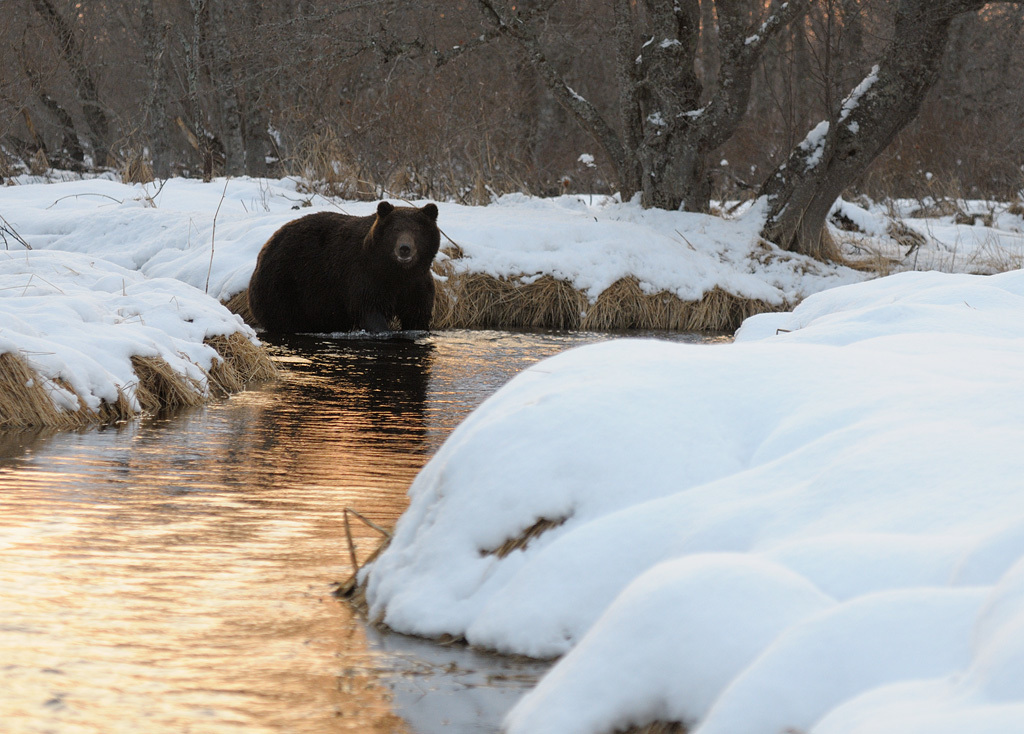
<box><xmin>2</xmin><ymin>1</ymin><xmax>1022</xmax><ymax>206</ymax></box>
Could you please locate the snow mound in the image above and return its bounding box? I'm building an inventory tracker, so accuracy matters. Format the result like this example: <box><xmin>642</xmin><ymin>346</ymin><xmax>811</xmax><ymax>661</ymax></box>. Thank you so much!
<box><xmin>363</xmin><ymin>268</ymin><xmax>1024</xmax><ymax>734</ymax></box>
<box><xmin>0</xmin><ymin>249</ymin><xmax>260</xmax><ymax>420</ymax></box>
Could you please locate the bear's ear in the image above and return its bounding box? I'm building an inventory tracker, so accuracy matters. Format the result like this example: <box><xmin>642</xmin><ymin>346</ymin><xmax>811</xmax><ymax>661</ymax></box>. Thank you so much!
<box><xmin>421</xmin><ymin>203</ymin><xmax>439</xmax><ymax>221</ymax></box>
<box><xmin>376</xmin><ymin>201</ymin><xmax>395</xmax><ymax>219</ymax></box>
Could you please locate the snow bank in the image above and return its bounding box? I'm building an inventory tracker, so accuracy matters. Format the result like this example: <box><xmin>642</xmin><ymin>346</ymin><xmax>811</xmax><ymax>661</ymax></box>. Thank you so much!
<box><xmin>0</xmin><ymin>177</ymin><xmax>304</xmax><ymax>302</ymax></box>
<box><xmin>2</xmin><ymin>177</ymin><xmax>1019</xmax><ymax>310</ymax></box>
<box><xmin>0</xmin><ymin>177</ymin><xmax>863</xmax><ymax>307</ymax></box>
<box><xmin>437</xmin><ymin>194</ymin><xmax>860</xmax><ymax>305</ymax></box>
<box><xmin>363</xmin><ymin>269</ymin><xmax>1024</xmax><ymax>734</ymax></box>
<box><xmin>831</xmin><ymin>197</ymin><xmax>1024</xmax><ymax>274</ymax></box>
<box><xmin>0</xmin><ymin>249</ymin><xmax>261</xmax><ymax>421</ymax></box>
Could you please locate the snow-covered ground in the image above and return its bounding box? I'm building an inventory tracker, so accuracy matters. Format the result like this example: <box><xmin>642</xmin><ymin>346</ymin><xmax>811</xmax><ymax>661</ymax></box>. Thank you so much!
<box><xmin>831</xmin><ymin>196</ymin><xmax>1024</xmax><ymax>274</ymax></box>
<box><xmin>364</xmin><ymin>269</ymin><xmax>1024</xmax><ymax>734</ymax></box>
<box><xmin>0</xmin><ymin>173</ymin><xmax>869</xmax><ymax>423</ymax></box>
<box><xmin>0</xmin><ymin>249</ymin><xmax>260</xmax><ymax>420</ymax></box>
<box><xmin>3</xmin><ymin>176</ymin><xmax>1020</xmax><ymax>308</ymax></box>
<box><xmin>0</xmin><ymin>175</ymin><xmax>868</xmax><ymax>306</ymax></box>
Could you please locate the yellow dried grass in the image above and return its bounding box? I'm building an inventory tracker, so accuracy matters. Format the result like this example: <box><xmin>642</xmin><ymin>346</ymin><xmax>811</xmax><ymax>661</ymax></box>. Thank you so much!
<box><xmin>0</xmin><ymin>352</ymin><xmax>137</xmax><ymax>429</ymax></box>
<box><xmin>0</xmin><ymin>333</ymin><xmax>275</xmax><ymax>428</ymax></box>
<box><xmin>0</xmin><ymin>352</ymin><xmax>81</xmax><ymax>429</ymax></box>
<box><xmin>433</xmin><ymin>267</ymin><xmax>782</xmax><ymax>333</ymax></box>
<box><xmin>204</xmin><ymin>332</ymin><xmax>278</xmax><ymax>392</ymax></box>
<box><xmin>230</xmin><ymin>252</ymin><xmax>778</xmax><ymax>334</ymax></box>
<box><xmin>616</xmin><ymin>723</ymin><xmax>688</xmax><ymax>734</ymax></box>
<box><xmin>223</xmin><ymin>289</ymin><xmax>254</xmax><ymax>324</ymax></box>
<box><xmin>121</xmin><ymin>152</ymin><xmax>154</xmax><ymax>184</ymax></box>
<box><xmin>130</xmin><ymin>355</ymin><xmax>206</xmax><ymax>413</ymax></box>
<box><xmin>483</xmin><ymin>517</ymin><xmax>568</xmax><ymax>559</ymax></box>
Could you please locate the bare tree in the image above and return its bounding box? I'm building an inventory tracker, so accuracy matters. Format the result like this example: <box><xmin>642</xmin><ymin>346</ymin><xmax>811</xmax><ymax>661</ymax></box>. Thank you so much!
<box><xmin>138</xmin><ymin>0</ymin><xmax>172</xmax><ymax>177</ymax></box>
<box><xmin>206</xmin><ymin>0</ymin><xmax>245</xmax><ymax>175</ymax></box>
<box><xmin>759</xmin><ymin>0</ymin><xmax>1023</xmax><ymax>259</ymax></box>
<box><xmin>28</xmin><ymin>0</ymin><xmax>110</xmax><ymax>166</ymax></box>
<box><xmin>0</xmin><ymin>0</ymin><xmax>1020</xmax><ymax>228</ymax></box>
<box><xmin>463</xmin><ymin>0</ymin><xmax>809</xmax><ymax>211</ymax></box>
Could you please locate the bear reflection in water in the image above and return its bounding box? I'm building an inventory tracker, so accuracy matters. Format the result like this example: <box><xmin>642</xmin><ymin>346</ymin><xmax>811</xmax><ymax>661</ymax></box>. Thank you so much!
<box><xmin>258</xmin><ymin>333</ymin><xmax>435</xmax><ymax>453</ymax></box>
<box><xmin>247</xmin><ymin>201</ymin><xmax>441</xmax><ymax>334</ymax></box>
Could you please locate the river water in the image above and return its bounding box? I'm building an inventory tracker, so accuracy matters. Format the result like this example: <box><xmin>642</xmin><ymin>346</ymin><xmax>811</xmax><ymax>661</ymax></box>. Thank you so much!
<box><xmin>0</xmin><ymin>329</ymin><xmax>717</xmax><ymax>733</ymax></box>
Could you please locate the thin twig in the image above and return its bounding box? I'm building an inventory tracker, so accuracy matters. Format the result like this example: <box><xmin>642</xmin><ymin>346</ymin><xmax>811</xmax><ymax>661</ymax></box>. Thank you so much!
<box><xmin>140</xmin><ymin>177</ymin><xmax>168</xmax><ymax>207</ymax></box>
<box><xmin>342</xmin><ymin>507</ymin><xmax>393</xmax><ymax>574</ymax></box>
<box><xmin>45</xmin><ymin>192</ymin><xmax>123</xmax><ymax>209</ymax></box>
<box><xmin>344</xmin><ymin>507</ymin><xmax>393</xmax><ymax>539</ymax></box>
<box><xmin>0</xmin><ymin>213</ymin><xmax>32</xmax><ymax>250</ymax></box>
<box><xmin>343</xmin><ymin>510</ymin><xmax>359</xmax><ymax>572</ymax></box>
<box><xmin>205</xmin><ymin>177</ymin><xmax>230</xmax><ymax>294</ymax></box>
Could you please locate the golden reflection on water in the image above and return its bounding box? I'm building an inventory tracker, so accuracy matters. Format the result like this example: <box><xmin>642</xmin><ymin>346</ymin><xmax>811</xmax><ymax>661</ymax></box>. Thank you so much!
<box><xmin>0</xmin><ymin>329</ymin><xmax>707</xmax><ymax>733</ymax></box>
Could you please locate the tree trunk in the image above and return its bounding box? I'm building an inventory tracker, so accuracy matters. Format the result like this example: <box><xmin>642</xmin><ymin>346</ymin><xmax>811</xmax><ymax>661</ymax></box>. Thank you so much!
<box><xmin>206</xmin><ymin>0</ymin><xmax>246</xmax><ymax>175</ymax></box>
<box><xmin>21</xmin><ymin>64</ymin><xmax>85</xmax><ymax>169</ymax></box>
<box><xmin>181</xmin><ymin>0</ymin><xmax>213</xmax><ymax>180</ymax></box>
<box><xmin>633</xmin><ymin>0</ymin><xmax>706</xmax><ymax>210</ymax></box>
<box><xmin>759</xmin><ymin>0</ymin><xmax>992</xmax><ymax>258</ymax></box>
<box><xmin>475</xmin><ymin>0</ymin><xmax>807</xmax><ymax>211</ymax></box>
<box><xmin>241</xmin><ymin>3</ymin><xmax>269</xmax><ymax>177</ymax></box>
<box><xmin>139</xmin><ymin>0</ymin><xmax>172</xmax><ymax>178</ymax></box>
<box><xmin>30</xmin><ymin>0</ymin><xmax>110</xmax><ymax>166</ymax></box>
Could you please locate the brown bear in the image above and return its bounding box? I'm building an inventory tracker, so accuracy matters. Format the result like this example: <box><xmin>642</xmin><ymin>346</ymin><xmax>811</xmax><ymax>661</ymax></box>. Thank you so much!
<box><xmin>247</xmin><ymin>201</ymin><xmax>441</xmax><ymax>333</ymax></box>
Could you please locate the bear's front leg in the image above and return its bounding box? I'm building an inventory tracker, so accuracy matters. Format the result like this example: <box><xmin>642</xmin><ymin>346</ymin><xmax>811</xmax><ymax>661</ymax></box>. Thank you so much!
<box><xmin>360</xmin><ymin>311</ymin><xmax>390</xmax><ymax>333</ymax></box>
<box><xmin>401</xmin><ymin>312</ymin><xmax>431</xmax><ymax>331</ymax></box>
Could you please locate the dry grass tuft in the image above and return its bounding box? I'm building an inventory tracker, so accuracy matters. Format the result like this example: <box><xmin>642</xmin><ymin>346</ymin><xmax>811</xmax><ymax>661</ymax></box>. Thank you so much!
<box><xmin>433</xmin><ymin>272</ymin><xmax>586</xmax><ymax>330</ymax></box>
<box><xmin>433</xmin><ymin>266</ymin><xmax>782</xmax><ymax>333</ymax></box>
<box><xmin>885</xmin><ymin>221</ymin><xmax>928</xmax><ymax>258</ymax></box>
<box><xmin>204</xmin><ymin>332</ymin><xmax>278</xmax><ymax>392</ymax></box>
<box><xmin>0</xmin><ymin>333</ymin><xmax>275</xmax><ymax>428</ymax></box>
<box><xmin>616</xmin><ymin>723</ymin><xmax>688</xmax><ymax>734</ymax></box>
<box><xmin>0</xmin><ymin>352</ymin><xmax>137</xmax><ymax>428</ymax></box>
<box><xmin>0</xmin><ymin>352</ymin><xmax>80</xmax><ymax>429</ymax></box>
<box><xmin>292</xmin><ymin>131</ymin><xmax>378</xmax><ymax>200</ymax></box>
<box><xmin>483</xmin><ymin>517</ymin><xmax>569</xmax><ymax>559</ymax></box>
<box><xmin>130</xmin><ymin>355</ymin><xmax>207</xmax><ymax>413</ymax></box>
<box><xmin>121</xmin><ymin>152</ymin><xmax>154</xmax><ymax>184</ymax></box>
<box><xmin>88</xmin><ymin>383</ymin><xmax>135</xmax><ymax>423</ymax></box>
<box><xmin>223</xmin><ymin>290</ymin><xmax>254</xmax><ymax>324</ymax></box>
<box><xmin>29</xmin><ymin>149</ymin><xmax>48</xmax><ymax>176</ymax></box>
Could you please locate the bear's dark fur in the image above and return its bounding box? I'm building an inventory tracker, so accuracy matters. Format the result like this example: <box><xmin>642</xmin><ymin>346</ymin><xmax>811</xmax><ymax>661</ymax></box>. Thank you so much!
<box><xmin>247</xmin><ymin>201</ymin><xmax>441</xmax><ymax>333</ymax></box>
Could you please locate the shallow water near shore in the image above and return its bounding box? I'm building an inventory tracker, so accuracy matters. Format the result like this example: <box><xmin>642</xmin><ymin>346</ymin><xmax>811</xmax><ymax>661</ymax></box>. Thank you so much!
<box><xmin>0</xmin><ymin>328</ymin><xmax>719</xmax><ymax>733</ymax></box>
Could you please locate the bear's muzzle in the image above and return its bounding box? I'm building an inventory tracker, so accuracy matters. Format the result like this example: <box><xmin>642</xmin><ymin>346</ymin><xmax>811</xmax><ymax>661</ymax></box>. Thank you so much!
<box><xmin>394</xmin><ymin>232</ymin><xmax>416</xmax><ymax>265</ymax></box>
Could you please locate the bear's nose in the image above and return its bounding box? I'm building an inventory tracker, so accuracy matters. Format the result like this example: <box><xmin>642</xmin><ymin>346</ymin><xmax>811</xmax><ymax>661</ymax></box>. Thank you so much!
<box><xmin>397</xmin><ymin>244</ymin><xmax>413</xmax><ymax>260</ymax></box>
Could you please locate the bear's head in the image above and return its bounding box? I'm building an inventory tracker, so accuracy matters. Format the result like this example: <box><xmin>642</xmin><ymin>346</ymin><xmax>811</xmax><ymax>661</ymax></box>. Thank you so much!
<box><xmin>370</xmin><ymin>201</ymin><xmax>440</xmax><ymax>271</ymax></box>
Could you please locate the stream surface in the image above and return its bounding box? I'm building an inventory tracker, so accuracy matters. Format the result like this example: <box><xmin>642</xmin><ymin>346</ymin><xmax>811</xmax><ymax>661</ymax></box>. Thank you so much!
<box><xmin>0</xmin><ymin>329</ymin><xmax>718</xmax><ymax>733</ymax></box>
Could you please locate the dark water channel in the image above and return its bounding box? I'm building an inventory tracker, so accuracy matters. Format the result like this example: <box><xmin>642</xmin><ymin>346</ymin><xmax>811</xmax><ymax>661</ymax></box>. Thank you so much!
<box><xmin>0</xmin><ymin>329</ymin><xmax>718</xmax><ymax>733</ymax></box>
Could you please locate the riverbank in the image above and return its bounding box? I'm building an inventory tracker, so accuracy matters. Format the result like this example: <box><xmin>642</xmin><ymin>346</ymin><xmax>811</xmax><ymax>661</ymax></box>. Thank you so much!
<box><xmin>0</xmin><ymin>250</ymin><xmax>274</xmax><ymax>428</ymax></box>
<box><xmin>362</xmin><ymin>268</ymin><xmax>1024</xmax><ymax>734</ymax></box>
<box><xmin>1</xmin><ymin>174</ymin><xmax>864</xmax><ymax>335</ymax></box>
<box><xmin>4</xmin><ymin>172</ymin><xmax>1021</xmax><ymax>425</ymax></box>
